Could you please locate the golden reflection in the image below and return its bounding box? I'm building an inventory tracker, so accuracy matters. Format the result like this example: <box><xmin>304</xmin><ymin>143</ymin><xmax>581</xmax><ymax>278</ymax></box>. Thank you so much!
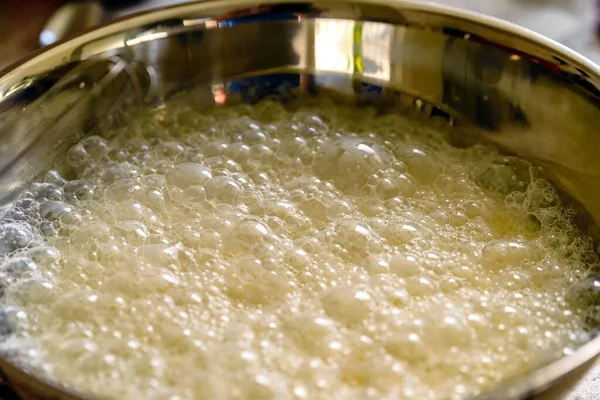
<box><xmin>314</xmin><ymin>19</ymin><xmax>391</xmax><ymax>80</ymax></box>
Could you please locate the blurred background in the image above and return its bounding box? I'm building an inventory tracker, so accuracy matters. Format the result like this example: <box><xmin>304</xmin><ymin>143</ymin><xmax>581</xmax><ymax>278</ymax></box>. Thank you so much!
<box><xmin>0</xmin><ymin>0</ymin><xmax>598</xmax><ymax>71</ymax></box>
<box><xmin>0</xmin><ymin>0</ymin><xmax>598</xmax><ymax>399</ymax></box>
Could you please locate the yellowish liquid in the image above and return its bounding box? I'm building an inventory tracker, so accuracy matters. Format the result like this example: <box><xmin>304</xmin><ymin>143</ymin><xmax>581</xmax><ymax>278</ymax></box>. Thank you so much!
<box><xmin>0</xmin><ymin>98</ymin><xmax>595</xmax><ymax>399</ymax></box>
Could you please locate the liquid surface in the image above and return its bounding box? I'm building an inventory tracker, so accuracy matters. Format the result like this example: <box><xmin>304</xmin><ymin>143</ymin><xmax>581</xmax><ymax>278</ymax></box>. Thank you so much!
<box><xmin>0</xmin><ymin>98</ymin><xmax>597</xmax><ymax>400</ymax></box>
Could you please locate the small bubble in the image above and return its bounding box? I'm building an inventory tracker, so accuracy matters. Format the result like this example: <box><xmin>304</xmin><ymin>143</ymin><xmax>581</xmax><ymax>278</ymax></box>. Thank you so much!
<box><xmin>165</xmin><ymin>163</ymin><xmax>212</xmax><ymax>188</ymax></box>
<box><xmin>390</xmin><ymin>253</ymin><xmax>419</xmax><ymax>277</ymax></box>
<box><xmin>321</xmin><ymin>286</ymin><xmax>372</xmax><ymax>324</ymax></box>
<box><xmin>393</xmin><ymin>146</ymin><xmax>441</xmax><ymax>184</ymax></box>
<box><xmin>314</xmin><ymin>138</ymin><xmax>393</xmax><ymax>195</ymax></box>
<box><xmin>30</xmin><ymin>183</ymin><xmax>63</xmax><ymax>201</ymax></box>
<box><xmin>0</xmin><ymin>224</ymin><xmax>33</xmax><ymax>254</ymax></box>
<box><xmin>204</xmin><ymin>177</ymin><xmax>242</xmax><ymax>205</ymax></box>
<box><xmin>40</xmin><ymin>201</ymin><xmax>73</xmax><ymax>221</ymax></box>
<box><xmin>83</xmin><ymin>136</ymin><xmax>110</xmax><ymax>160</ymax></box>
<box><xmin>102</xmin><ymin>166</ymin><xmax>138</xmax><ymax>185</ymax></box>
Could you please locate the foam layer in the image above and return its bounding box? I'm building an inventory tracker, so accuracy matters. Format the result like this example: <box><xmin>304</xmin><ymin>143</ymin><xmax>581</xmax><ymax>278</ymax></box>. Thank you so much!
<box><xmin>0</xmin><ymin>97</ymin><xmax>597</xmax><ymax>400</ymax></box>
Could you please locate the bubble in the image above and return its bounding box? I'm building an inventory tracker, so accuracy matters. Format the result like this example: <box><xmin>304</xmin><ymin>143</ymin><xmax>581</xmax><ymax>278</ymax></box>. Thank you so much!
<box><xmin>321</xmin><ymin>286</ymin><xmax>372</xmax><ymax>324</ymax></box>
<box><xmin>434</xmin><ymin>315</ymin><xmax>471</xmax><ymax>346</ymax></box>
<box><xmin>42</xmin><ymin>170</ymin><xmax>67</xmax><ymax>187</ymax></box>
<box><xmin>0</xmin><ymin>307</ymin><xmax>25</xmax><ymax>337</ymax></box>
<box><xmin>382</xmin><ymin>222</ymin><xmax>431</xmax><ymax>245</ymax></box>
<box><xmin>465</xmin><ymin>202</ymin><xmax>484</xmax><ymax>219</ymax></box>
<box><xmin>67</xmin><ymin>142</ymin><xmax>89</xmax><ymax>167</ymax></box>
<box><xmin>224</xmin><ymin>143</ymin><xmax>250</xmax><ymax>164</ymax></box>
<box><xmin>0</xmin><ymin>257</ymin><xmax>37</xmax><ymax>278</ymax></box>
<box><xmin>83</xmin><ymin>136</ymin><xmax>110</xmax><ymax>160</ymax></box>
<box><xmin>376</xmin><ymin>178</ymin><xmax>401</xmax><ymax>200</ymax></box>
<box><xmin>314</xmin><ymin>138</ymin><xmax>393</xmax><ymax>195</ymax></box>
<box><xmin>40</xmin><ymin>201</ymin><xmax>73</xmax><ymax>221</ymax></box>
<box><xmin>282</xmin><ymin>315</ymin><xmax>337</xmax><ymax>355</ymax></box>
<box><xmin>204</xmin><ymin>177</ymin><xmax>242</xmax><ymax>205</ymax></box>
<box><xmin>224</xmin><ymin>219</ymin><xmax>270</xmax><ymax>255</ymax></box>
<box><xmin>21</xmin><ymin>246</ymin><xmax>60</xmax><ymax>265</ymax></box>
<box><xmin>182</xmin><ymin>186</ymin><xmax>208</xmax><ymax>209</ymax></box>
<box><xmin>10</xmin><ymin>279</ymin><xmax>54</xmax><ymax>304</ymax></box>
<box><xmin>406</xmin><ymin>277</ymin><xmax>437</xmax><ymax>297</ymax></box>
<box><xmin>334</xmin><ymin>220</ymin><xmax>382</xmax><ymax>255</ymax></box>
<box><xmin>340</xmin><ymin>353</ymin><xmax>405</xmax><ymax>390</ymax></box>
<box><xmin>137</xmin><ymin>244</ymin><xmax>179</xmax><ymax>268</ymax></box>
<box><xmin>140</xmin><ymin>188</ymin><xmax>166</xmax><ymax>211</ymax></box>
<box><xmin>440</xmin><ymin>278</ymin><xmax>461</xmax><ymax>293</ymax></box>
<box><xmin>30</xmin><ymin>183</ymin><xmax>63</xmax><ymax>201</ymax></box>
<box><xmin>242</xmin><ymin>130</ymin><xmax>268</xmax><ymax>145</ymax></box>
<box><xmin>226</xmin><ymin>259</ymin><xmax>290</xmax><ymax>305</ymax></box>
<box><xmin>102</xmin><ymin>166</ymin><xmax>138</xmax><ymax>185</ymax></box>
<box><xmin>165</xmin><ymin>163</ymin><xmax>212</xmax><ymax>188</ymax></box>
<box><xmin>159</xmin><ymin>141</ymin><xmax>185</xmax><ymax>158</ymax></box>
<box><xmin>0</xmin><ymin>275</ymin><xmax>12</xmax><ymax>298</ymax></box>
<box><xmin>0</xmin><ymin>224</ymin><xmax>33</xmax><ymax>254</ymax></box>
<box><xmin>481</xmin><ymin>240</ymin><xmax>542</xmax><ymax>268</ymax></box>
<box><xmin>114</xmin><ymin>200</ymin><xmax>147</xmax><ymax>222</ymax></box>
<box><xmin>471</xmin><ymin>157</ymin><xmax>531</xmax><ymax>201</ymax></box>
<box><xmin>39</xmin><ymin>221</ymin><xmax>56</xmax><ymax>237</ymax></box>
<box><xmin>292</xmin><ymin>111</ymin><xmax>329</xmax><ymax>136</ymax></box>
<box><xmin>249</xmin><ymin>144</ymin><xmax>274</xmax><ymax>165</ymax></box>
<box><xmin>142</xmin><ymin>174</ymin><xmax>167</xmax><ymax>188</ymax></box>
<box><xmin>196</xmin><ymin>230</ymin><xmax>222</xmax><ymax>250</ymax></box>
<box><xmin>202</xmin><ymin>141</ymin><xmax>228</xmax><ymax>158</ymax></box>
<box><xmin>116</xmin><ymin>221</ymin><xmax>150</xmax><ymax>246</ymax></box>
<box><xmin>326</xmin><ymin>199</ymin><xmax>353</xmax><ymax>220</ymax></box>
<box><xmin>71</xmin><ymin>222</ymin><xmax>111</xmax><ymax>245</ymax></box>
<box><xmin>299</xmin><ymin>199</ymin><xmax>328</xmax><ymax>222</ymax></box>
<box><xmin>279</xmin><ymin>135</ymin><xmax>307</xmax><ymax>158</ymax></box>
<box><xmin>64</xmin><ymin>181</ymin><xmax>94</xmax><ymax>201</ymax></box>
<box><xmin>284</xmin><ymin>248</ymin><xmax>310</xmax><ymax>270</ymax></box>
<box><xmin>567</xmin><ymin>275</ymin><xmax>600</xmax><ymax>308</ymax></box>
<box><xmin>384</xmin><ymin>333</ymin><xmax>425</xmax><ymax>362</ymax></box>
<box><xmin>450</xmin><ymin>212</ymin><xmax>468</xmax><ymax>227</ymax></box>
<box><xmin>390</xmin><ymin>253</ymin><xmax>419</xmax><ymax>277</ymax></box>
<box><xmin>0</xmin><ymin>98</ymin><xmax>595</xmax><ymax>400</ymax></box>
<box><xmin>106</xmin><ymin>179</ymin><xmax>142</xmax><ymax>202</ymax></box>
<box><xmin>393</xmin><ymin>146</ymin><xmax>441</xmax><ymax>184</ymax></box>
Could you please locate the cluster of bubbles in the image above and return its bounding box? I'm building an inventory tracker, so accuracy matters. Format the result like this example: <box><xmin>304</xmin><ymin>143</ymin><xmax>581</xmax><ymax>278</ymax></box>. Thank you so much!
<box><xmin>0</xmin><ymin>97</ymin><xmax>598</xmax><ymax>400</ymax></box>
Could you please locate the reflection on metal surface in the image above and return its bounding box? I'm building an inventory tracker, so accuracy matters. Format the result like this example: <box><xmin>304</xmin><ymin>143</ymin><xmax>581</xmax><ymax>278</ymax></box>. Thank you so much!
<box><xmin>360</xmin><ymin>22</ymin><xmax>392</xmax><ymax>80</ymax></box>
<box><xmin>315</xmin><ymin>19</ymin><xmax>354</xmax><ymax>73</ymax></box>
<box><xmin>182</xmin><ymin>18</ymin><xmax>212</xmax><ymax>27</ymax></box>
<box><xmin>0</xmin><ymin>79</ymin><xmax>35</xmax><ymax>102</ymax></box>
<box><xmin>125</xmin><ymin>31</ymin><xmax>169</xmax><ymax>46</ymax></box>
<box><xmin>1</xmin><ymin>1</ymin><xmax>600</xmax><ymax>400</ymax></box>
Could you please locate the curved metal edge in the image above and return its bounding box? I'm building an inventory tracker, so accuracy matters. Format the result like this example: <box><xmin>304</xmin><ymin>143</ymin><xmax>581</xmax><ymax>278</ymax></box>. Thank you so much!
<box><xmin>0</xmin><ymin>358</ymin><xmax>105</xmax><ymax>400</ymax></box>
<box><xmin>483</xmin><ymin>336</ymin><xmax>600</xmax><ymax>399</ymax></box>
<box><xmin>0</xmin><ymin>1</ymin><xmax>599</xmax><ymax>400</ymax></box>
<box><xmin>2</xmin><ymin>0</ymin><xmax>600</xmax><ymax>95</ymax></box>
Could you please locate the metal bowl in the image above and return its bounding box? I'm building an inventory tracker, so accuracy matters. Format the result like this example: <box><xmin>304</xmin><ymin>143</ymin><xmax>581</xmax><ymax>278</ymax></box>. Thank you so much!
<box><xmin>1</xmin><ymin>1</ymin><xmax>600</xmax><ymax>399</ymax></box>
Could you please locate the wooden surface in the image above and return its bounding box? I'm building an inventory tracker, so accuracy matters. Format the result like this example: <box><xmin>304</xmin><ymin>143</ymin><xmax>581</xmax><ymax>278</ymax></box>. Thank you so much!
<box><xmin>0</xmin><ymin>0</ymin><xmax>599</xmax><ymax>399</ymax></box>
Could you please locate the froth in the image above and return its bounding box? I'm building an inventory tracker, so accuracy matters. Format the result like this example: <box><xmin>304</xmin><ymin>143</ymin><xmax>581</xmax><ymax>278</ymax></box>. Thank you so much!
<box><xmin>0</xmin><ymin>98</ymin><xmax>597</xmax><ymax>400</ymax></box>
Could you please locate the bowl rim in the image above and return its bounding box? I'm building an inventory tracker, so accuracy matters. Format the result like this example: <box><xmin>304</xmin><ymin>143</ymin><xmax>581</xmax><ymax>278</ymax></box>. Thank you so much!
<box><xmin>0</xmin><ymin>1</ymin><xmax>599</xmax><ymax>399</ymax></box>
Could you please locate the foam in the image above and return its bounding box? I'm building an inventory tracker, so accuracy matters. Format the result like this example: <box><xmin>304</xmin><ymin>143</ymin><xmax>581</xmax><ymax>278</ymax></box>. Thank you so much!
<box><xmin>0</xmin><ymin>98</ymin><xmax>597</xmax><ymax>399</ymax></box>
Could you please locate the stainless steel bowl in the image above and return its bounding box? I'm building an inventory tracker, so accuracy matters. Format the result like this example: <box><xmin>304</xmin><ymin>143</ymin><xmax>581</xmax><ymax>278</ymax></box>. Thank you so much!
<box><xmin>1</xmin><ymin>1</ymin><xmax>600</xmax><ymax>399</ymax></box>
